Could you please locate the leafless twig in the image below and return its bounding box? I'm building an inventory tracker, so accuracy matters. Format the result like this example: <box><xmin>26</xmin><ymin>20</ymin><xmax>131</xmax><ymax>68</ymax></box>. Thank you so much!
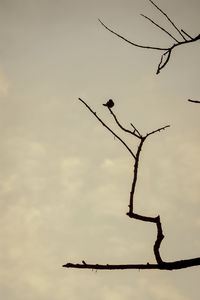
<box><xmin>98</xmin><ymin>0</ymin><xmax>200</xmax><ymax>74</ymax></box>
<box><xmin>78</xmin><ymin>98</ymin><xmax>136</xmax><ymax>159</ymax></box>
<box><xmin>140</xmin><ymin>14</ymin><xmax>179</xmax><ymax>43</ymax></box>
<box><xmin>148</xmin><ymin>0</ymin><xmax>187</xmax><ymax>41</ymax></box>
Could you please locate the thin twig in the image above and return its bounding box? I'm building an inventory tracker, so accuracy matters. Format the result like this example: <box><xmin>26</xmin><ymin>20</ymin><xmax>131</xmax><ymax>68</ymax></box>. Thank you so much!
<box><xmin>108</xmin><ymin>108</ymin><xmax>141</xmax><ymax>138</ymax></box>
<box><xmin>148</xmin><ymin>0</ymin><xmax>187</xmax><ymax>41</ymax></box>
<box><xmin>78</xmin><ymin>98</ymin><xmax>136</xmax><ymax>159</ymax></box>
<box><xmin>181</xmin><ymin>29</ymin><xmax>193</xmax><ymax>39</ymax></box>
<box><xmin>130</xmin><ymin>123</ymin><xmax>142</xmax><ymax>138</ymax></box>
<box><xmin>141</xmin><ymin>14</ymin><xmax>179</xmax><ymax>43</ymax></box>
<box><xmin>99</xmin><ymin>3</ymin><xmax>200</xmax><ymax>75</ymax></box>
<box><xmin>146</xmin><ymin>125</ymin><xmax>170</xmax><ymax>138</ymax></box>
<box><xmin>156</xmin><ymin>50</ymin><xmax>171</xmax><ymax>74</ymax></box>
<box><xmin>98</xmin><ymin>19</ymin><xmax>168</xmax><ymax>51</ymax></box>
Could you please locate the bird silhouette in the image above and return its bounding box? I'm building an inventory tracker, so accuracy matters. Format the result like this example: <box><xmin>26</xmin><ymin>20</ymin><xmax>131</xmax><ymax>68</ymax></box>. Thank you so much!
<box><xmin>103</xmin><ymin>99</ymin><xmax>114</xmax><ymax>108</ymax></box>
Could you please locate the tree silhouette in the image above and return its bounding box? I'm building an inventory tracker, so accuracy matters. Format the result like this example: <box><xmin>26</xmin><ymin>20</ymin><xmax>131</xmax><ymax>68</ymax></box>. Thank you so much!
<box><xmin>99</xmin><ymin>0</ymin><xmax>200</xmax><ymax>103</ymax></box>
<box><xmin>63</xmin><ymin>0</ymin><xmax>200</xmax><ymax>271</ymax></box>
<box><xmin>63</xmin><ymin>98</ymin><xmax>200</xmax><ymax>271</ymax></box>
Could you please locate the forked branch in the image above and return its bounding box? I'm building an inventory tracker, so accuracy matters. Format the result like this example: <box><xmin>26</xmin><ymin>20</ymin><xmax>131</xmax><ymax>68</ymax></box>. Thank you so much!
<box><xmin>99</xmin><ymin>0</ymin><xmax>200</xmax><ymax>74</ymax></box>
<box><xmin>63</xmin><ymin>98</ymin><xmax>172</xmax><ymax>270</ymax></box>
<box><xmin>78</xmin><ymin>98</ymin><xmax>136</xmax><ymax>159</ymax></box>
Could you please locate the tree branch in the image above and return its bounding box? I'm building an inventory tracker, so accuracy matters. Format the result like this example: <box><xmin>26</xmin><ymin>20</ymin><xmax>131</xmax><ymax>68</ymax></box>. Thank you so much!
<box><xmin>127</xmin><ymin>125</ymin><xmax>169</xmax><ymax>263</ymax></box>
<box><xmin>140</xmin><ymin>14</ymin><xmax>179</xmax><ymax>43</ymax></box>
<box><xmin>108</xmin><ymin>108</ymin><xmax>141</xmax><ymax>138</ymax></box>
<box><xmin>145</xmin><ymin>125</ymin><xmax>170</xmax><ymax>137</ymax></box>
<box><xmin>76</xmin><ymin>98</ymin><xmax>170</xmax><ymax>266</ymax></box>
<box><xmin>130</xmin><ymin>123</ymin><xmax>142</xmax><ymax>138</ymax></box>
<box><xmin>128</xmin><ymin>124</ymin><xmax>170</xmax><ymax>215</ymax></box>
<box><xmin>98</xmin><ymin>19</ymin><xmax>168</xmax><ymax>51</ymax></box>
<box><xmin>128</xmin><ymin>137</ymin><xmax>145</xmax><ymax>214</ymax></box>
<box><xmin>63</xmin><ymin>257</ymin><xmax>200</xmax><ymax>271</ymax></box>
<box><xmin>148</xmin><ymin>0</ymin><xmax>187</xmax><ymax>41</ymax></box>
<box><xmin>78</xmin><ymin>98</ymin><xmax>136</xmax><ymax>159</ymax></box>
<box><xmin>156</xmin><ymin>50</ymin><xmax>172</xmax><ymax>74</ymax></box>
<box><xmin>99</xmin><ymin>2</ymin><xmax>200</xmax><ymax>75</ymax></box>
<box><xmin>188</xmin><ymin>99</ymin><xmax>200</xmax><ymax>104</ymax></box>
<box><xmin>181</xmin><ymin>29</ymin><xmax>193</xmax><ymax>40</ymax></box>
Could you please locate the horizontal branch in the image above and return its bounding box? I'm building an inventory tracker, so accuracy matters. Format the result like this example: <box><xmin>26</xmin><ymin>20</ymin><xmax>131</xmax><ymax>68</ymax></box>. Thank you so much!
<box><xmin>63</xmin><ymin>257</ymin><xmax>200</xmax><ymax>271</ymax></box>
<box><xmin>188</xmin><ymin>99</ymin><xmax>200</xmax><ymax>104</ymax></box>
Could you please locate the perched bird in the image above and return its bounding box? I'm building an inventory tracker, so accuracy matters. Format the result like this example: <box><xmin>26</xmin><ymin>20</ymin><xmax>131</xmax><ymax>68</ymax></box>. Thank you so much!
<box><xmin>103</xmin><ymin>99</ymin><xmax>114</xmax><ymax>108</ymax></box>
<box><xmin>82</xmin><ymin>260</ymin><xmax>86</xmax><ymax>265</ymax></box>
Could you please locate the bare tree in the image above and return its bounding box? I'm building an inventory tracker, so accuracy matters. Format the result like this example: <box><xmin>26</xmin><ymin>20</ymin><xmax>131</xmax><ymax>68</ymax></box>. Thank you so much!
<box><xmin>63</xmin><ymin>0</ymin><xmax>200</xmax><ymax>273</ymax></box>
<box><xmin>63</xmin><ymin>98</ymin><xmax>200</xmax><ymax>271</ymax></box>
<box><xmin>98</xmin><ymin>0</ymin><xmax>200</xmax><ymax>103</ymax></box>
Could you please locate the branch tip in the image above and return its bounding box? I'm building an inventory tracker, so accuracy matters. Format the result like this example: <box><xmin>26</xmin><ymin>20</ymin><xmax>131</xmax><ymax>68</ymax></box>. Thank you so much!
<box><xmin>188</xmin><ymin>99</ymin><xmax>200</xmax><ymax>104</ymax></box>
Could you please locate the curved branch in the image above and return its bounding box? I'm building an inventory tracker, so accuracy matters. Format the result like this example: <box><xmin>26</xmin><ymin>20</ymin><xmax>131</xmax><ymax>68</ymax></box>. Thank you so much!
<box><xmin>98</xmin><ymin>19</ymin><xmax>168</xmax><ymax>51</ymax></box>
<box><xmin>108</xmin><ymin>108</ymin><xmax>141</xmax><ymax>138</ymax></box>
<box><xmin>156</xmin><ymin>50</ymin><xmax>172</xmax><ymax>74</ymax></box>
<box><xmin>127</xmin><ymin>212</ymin><xmax>164</xmax><ymax>264</ymax></box>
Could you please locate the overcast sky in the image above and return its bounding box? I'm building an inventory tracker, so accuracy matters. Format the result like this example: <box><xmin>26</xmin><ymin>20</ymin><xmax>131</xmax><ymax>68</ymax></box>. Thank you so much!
<box><xmin>0</xmin><ymin>0</ymin><xmax>200</xmax><ymax>299</ymax></box>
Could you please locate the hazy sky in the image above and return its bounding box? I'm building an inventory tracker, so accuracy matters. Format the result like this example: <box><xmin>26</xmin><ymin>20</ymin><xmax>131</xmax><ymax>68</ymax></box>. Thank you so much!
<box><xmin>0</xmin><ymin>0</ymin><xmax>200</xmax><ymax>299</ymax></box>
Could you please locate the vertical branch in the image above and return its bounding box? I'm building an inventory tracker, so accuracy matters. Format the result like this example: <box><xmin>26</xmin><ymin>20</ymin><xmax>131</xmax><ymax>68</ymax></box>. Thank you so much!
<box><xmin>154</xmin><ymin>216</ymin><xmax>165</xmax><ymax>264</ymax></box>
<box><xmin>127</xmin><ymin>125</ymin><xmax>169</xmax><ymax>264</ymax></box>
<box><xmin>129</xmin><ymin>137</ymin><xmax>146</xmax><ymax>214</ymax></box>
